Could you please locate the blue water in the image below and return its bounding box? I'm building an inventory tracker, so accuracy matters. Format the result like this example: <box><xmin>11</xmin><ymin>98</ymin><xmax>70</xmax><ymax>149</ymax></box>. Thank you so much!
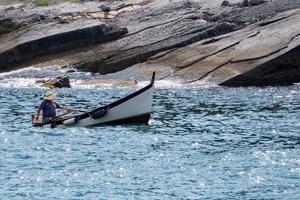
<box><xmin>0</xmin><ymin>86</ymin><xmax>300</xmax><ymax>199</ymax></box>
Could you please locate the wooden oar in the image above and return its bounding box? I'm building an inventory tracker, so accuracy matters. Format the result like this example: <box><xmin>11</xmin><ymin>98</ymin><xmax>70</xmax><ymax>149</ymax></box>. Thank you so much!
<box><xmin>51</xmin><ymin>110</ymin><xmax>74</xmax><ymax>121</ymax></box>
<box><xmin>72</xmin><ymin>109</ymin><xmax>87</xmax><ymax>113</ymax></box>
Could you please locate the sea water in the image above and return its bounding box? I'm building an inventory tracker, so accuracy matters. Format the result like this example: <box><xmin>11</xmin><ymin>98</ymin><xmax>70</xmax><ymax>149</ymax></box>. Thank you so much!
<box><xmin>0</xmin><ymin>82</ymin><xmax>300</xmax><ymax>199</ymax></box>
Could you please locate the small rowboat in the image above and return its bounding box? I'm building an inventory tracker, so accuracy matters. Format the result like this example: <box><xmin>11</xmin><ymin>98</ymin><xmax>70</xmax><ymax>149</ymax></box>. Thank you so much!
<box><xmin>32</xmin><ymin>72</ymin><xmax>155</xmax><ymax>128</ymax></box>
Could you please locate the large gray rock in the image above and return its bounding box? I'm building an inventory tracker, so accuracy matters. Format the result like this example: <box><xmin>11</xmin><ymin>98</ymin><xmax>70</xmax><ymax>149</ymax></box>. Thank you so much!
<box><xmin>71</xmin><ymin>0</ymin><xmax>300</xmax><ymax>79</ymax></box>
<box><xmin>149</xmin><ymin>9</ymin><xmax>300</xmax><ymax>86</ymax></box>
<box><xmin>0</xmin><ymin>20</ymin><xmax>127</xmax><ymax>71</ymax></box>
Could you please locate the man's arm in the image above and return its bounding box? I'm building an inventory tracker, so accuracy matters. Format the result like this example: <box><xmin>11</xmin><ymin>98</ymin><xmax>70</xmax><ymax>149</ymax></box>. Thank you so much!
<box><xmin>36</xmin><ymin>102</ymin><xmax>44</xmax><ymax>119</ymax></box>
<box><xmin>56</xmin><ymin>103</ymin><xmax>76</xmax><ymax>112</ymax></box>
<box><xmin>37</xmin><ymin>108</ymin><xmax>41</xmax><ymax>116</ymax></box>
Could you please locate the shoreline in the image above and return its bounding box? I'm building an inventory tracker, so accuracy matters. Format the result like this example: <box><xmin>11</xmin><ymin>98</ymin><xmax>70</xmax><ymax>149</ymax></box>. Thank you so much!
<box><xmin>0</xmin><ymin>0</ymin><xmax>300</xmax><ymax>87</ymax></box>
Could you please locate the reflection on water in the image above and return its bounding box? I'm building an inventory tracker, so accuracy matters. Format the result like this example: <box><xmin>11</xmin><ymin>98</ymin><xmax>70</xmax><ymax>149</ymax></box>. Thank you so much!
<box><xmin>0</xmin><ymin>85</ymin><xmax>300</xmax><ymax>199</ymax></box>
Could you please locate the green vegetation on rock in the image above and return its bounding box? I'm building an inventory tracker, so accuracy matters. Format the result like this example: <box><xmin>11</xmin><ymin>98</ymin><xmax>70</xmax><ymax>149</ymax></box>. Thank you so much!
<box><xmin>35</xmin><ymin>0</ymin><xmax>49</xmax><ymax>6</ymax></box>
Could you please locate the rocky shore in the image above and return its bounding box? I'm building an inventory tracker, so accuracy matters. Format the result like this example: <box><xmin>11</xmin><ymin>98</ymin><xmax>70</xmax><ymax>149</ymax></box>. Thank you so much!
<box><xmin>0</xmin><ymin>0</ymin><xmax>299</xmax><ymax>86</ymax></box>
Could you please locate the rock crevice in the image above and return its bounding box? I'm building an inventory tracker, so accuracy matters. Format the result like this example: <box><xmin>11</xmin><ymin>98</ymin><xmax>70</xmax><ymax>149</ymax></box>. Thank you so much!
<box><xmin>148</xmin><ymin>8</ymin><xmax>300</xmax><ymax>86</ymax></box>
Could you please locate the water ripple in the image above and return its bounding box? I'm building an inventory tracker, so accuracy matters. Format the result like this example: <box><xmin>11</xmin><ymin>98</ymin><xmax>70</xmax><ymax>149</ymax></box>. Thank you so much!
<box><xmin>0</xmin><ymin>86</ymin><xmax>299</xmax><ymax>199</ymax></box>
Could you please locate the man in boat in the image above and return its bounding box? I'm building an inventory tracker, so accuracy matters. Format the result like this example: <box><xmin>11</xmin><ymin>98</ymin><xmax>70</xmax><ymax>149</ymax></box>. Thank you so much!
<box><xmin>35</xmin><ymin>91</ymin><xmax>75</xmax><ymax>123</ymax></box>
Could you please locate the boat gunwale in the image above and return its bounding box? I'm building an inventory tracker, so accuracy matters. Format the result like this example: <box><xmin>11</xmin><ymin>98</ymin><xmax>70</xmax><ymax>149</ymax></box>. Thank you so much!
<box><xmin>75</xmin><ymin>72</ymin><xmax>155</xmax><ymax>121</ymax></box>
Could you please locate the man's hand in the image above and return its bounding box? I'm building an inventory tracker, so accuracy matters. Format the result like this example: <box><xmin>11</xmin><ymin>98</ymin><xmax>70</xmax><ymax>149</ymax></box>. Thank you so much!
<box><xmin>67</xmin><ymin>108</ymin><xmax>76</xmax><ymax>112</ymax></box>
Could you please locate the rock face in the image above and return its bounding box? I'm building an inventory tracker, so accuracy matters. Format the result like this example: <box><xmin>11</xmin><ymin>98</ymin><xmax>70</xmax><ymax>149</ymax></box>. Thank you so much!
<box><xmin>149</xmin><ymin>9</ymin><xmax>300</xmax><ymax>86</ymax></box>
<box><xmin>0</xmin><ymin>19</ymin><xmax>127</xmax><ymax>71</ymax></box>
<box><xmin>59</xmin><ymin>0</ymin><xmax>300</xmax><ymax>76</ymax></box>
<box><xmin>0</xmin><ymin>0</ymin><xmax>300</xmax><ymax>86</ymax></box>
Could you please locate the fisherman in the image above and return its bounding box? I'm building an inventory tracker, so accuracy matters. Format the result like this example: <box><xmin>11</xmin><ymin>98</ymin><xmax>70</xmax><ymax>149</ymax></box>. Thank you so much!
<box><xmin>36</xmin><ymin>91</ymin><xmax>75</xmax><ymax>123</ymax></box>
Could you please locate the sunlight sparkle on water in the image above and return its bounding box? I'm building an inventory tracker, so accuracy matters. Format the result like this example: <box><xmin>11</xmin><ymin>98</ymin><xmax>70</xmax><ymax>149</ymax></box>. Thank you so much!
<box><xmin>0</xmin><ymin>81</ymin><xmax>299</xmax><ymax>199</ymax></box>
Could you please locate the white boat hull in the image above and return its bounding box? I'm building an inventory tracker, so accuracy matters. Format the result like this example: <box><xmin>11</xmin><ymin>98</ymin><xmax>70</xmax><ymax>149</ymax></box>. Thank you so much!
<box><xmin>68</xmin><ymin>86</ymin><xmax>153</xmax><ymax>127</ymax></box>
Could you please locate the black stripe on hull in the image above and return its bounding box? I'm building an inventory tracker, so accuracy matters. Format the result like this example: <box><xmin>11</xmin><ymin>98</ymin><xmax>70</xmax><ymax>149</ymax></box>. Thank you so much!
<box><xmin>33</xmin><ymin>113</ymin><xmax>151</xmax><ymax>127</ymax></box>
<box><xmin>95</xmin><ymin>113</ymin><xmax>151</xmax><ymax>126</ymax></box>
